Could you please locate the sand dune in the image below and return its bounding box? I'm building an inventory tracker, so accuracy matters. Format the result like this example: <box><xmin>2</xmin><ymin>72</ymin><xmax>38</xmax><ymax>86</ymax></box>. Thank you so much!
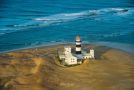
<box><xmin>0</xmin><ymin>45</ymin><xmax>134</xmax><ymax>90</ymax></box>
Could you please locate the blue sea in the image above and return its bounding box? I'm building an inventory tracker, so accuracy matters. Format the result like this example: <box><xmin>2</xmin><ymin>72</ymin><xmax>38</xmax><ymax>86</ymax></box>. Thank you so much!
<box><xmin>0</xmin><ymin>0</ymin><xmax>134</xmax><ymax>53</ymax></box>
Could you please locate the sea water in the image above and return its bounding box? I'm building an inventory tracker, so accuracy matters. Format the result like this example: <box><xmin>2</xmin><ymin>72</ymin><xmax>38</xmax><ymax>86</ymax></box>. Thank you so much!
<box><xmin>0</xmin><ymin>0</ymin><xmax>134</xmax><ymax>52</ymax></box>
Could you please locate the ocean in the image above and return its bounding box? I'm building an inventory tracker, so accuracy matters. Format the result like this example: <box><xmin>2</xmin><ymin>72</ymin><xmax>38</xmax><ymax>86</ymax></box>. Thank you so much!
<box><xmin>0</xmin><ymin>0</ymin><xmax>134</xmax><ymax>53</ymax></box>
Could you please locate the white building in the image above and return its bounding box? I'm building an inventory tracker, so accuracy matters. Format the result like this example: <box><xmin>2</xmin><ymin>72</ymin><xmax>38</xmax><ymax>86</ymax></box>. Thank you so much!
<box><xmin>58</xmin><ymin>35</ymin><xmax>95</xmax><ymax>65</ymax></box>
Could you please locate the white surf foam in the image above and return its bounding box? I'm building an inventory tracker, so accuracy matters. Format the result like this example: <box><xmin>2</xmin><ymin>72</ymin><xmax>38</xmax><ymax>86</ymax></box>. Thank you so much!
<box><xmin>33</xmin><ymin>8</ymin><xmax>134</xmax><ymax>26</ymax></box>
<box><xmin>0</xmin><ymin>7</ymin><xmax>133</xmax><ymax>34</ymax></box>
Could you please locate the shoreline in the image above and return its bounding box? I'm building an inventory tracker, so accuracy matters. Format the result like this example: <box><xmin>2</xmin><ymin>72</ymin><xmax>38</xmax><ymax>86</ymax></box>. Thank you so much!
<box><xmin>0</xmin><ymin>42</ymin><xmax>134</xmax><ymax>55</ymax></box>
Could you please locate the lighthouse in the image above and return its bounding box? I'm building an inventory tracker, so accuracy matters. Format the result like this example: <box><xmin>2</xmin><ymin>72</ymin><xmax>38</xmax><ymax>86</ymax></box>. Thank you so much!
<box><xmin>58</xmin><ymin>35</ymin><xmax>95</xmax><ymax>65</ymax></box>
<box><xmin>75</xmin><ymin>35</ymin><xmax>81</xmax><ymax>54</ymax></box>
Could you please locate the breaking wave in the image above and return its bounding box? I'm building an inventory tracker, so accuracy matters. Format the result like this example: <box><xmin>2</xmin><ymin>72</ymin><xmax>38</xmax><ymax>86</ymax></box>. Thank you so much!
<box><xmin>0</xmin><ymin>7</ymin><xmax>134</xmax><ymax>34</ymax></box>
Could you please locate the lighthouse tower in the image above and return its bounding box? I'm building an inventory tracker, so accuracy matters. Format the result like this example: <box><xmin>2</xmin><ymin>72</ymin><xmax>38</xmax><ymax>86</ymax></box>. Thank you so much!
<box><xmin>75</xmin><ymin>35</ymin><xmax>81</xmax><ymax>54</ymax></box>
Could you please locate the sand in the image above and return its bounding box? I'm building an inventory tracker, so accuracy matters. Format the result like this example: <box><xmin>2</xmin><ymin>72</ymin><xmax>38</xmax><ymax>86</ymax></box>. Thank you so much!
<box><xmin>0</xmin><ymin>44</ymin><xmax>134</xmax><ymax>90</ymax></box>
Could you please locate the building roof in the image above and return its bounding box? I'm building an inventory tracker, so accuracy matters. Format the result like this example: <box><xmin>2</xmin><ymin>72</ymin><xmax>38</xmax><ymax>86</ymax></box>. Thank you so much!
<box><xmin>64</xmin><ymin>46</ymin><xmax>71</xmax><ymax>48</ymax></box>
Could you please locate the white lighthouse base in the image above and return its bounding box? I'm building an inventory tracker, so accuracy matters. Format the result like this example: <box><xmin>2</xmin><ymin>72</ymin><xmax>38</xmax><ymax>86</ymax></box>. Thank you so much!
<box><xmin>58</xmin><ymin>46</ymin><xmax>95</xmax><ymax>65</ymax></box>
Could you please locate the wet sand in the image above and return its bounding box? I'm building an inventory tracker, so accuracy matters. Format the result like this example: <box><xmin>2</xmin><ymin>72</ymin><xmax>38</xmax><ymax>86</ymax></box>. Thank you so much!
<box><xmin>0</xmin><ymin>44</ymin><xmax>134</xmax><ymax>90</ymax></box>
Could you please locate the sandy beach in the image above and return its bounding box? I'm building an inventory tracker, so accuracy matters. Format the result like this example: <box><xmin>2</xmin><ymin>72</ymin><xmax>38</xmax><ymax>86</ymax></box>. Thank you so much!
<box><xmin>0</xmin><ymin>44</ymin><xmax>134</xmax><ymax>90</ymax></box>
